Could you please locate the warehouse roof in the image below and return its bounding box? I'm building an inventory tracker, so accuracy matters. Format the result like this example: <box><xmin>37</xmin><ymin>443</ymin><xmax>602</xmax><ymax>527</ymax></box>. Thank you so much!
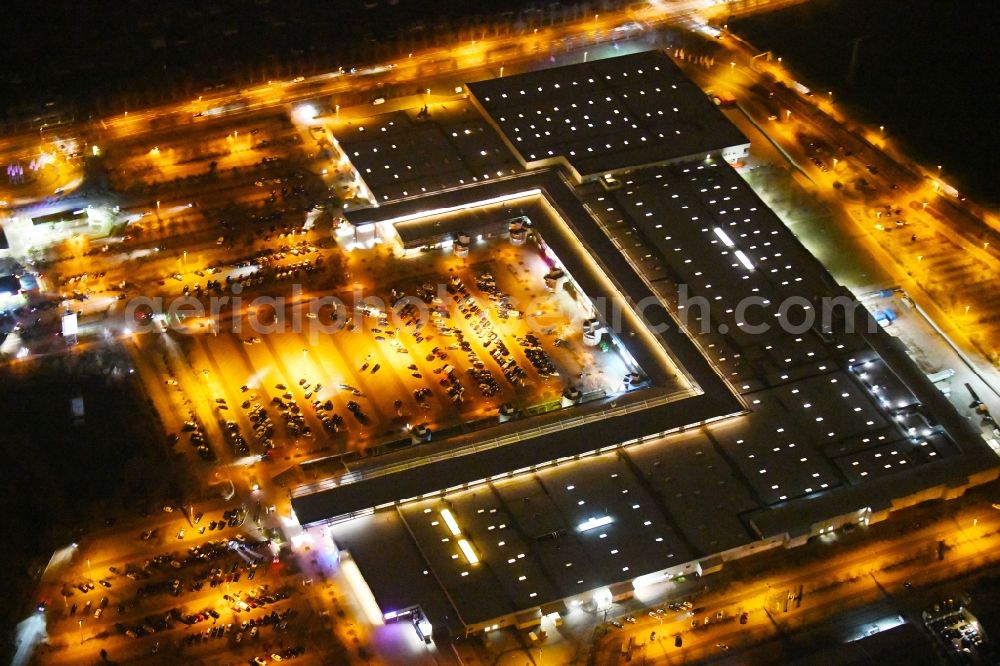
<box><xmin>468</xmin><ymin>50</ymin><xmax>748</xmax><ymax>180</ymax></box>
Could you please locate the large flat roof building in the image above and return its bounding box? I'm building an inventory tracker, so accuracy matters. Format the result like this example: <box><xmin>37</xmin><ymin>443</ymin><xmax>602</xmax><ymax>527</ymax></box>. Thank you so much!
<box><xmin>295</xmin><ymin>50</ymin><xmax>999</xmax><ymax>637</ymax></box>
<box><xmin>468</xmin><ymin>50</ymin><xmax>749</xmax><ymax>182</ymax></box>
<box><xmin>333</xmin><ymin>101</ymin><xmax>524</xmax><ymax>204</ymax></box>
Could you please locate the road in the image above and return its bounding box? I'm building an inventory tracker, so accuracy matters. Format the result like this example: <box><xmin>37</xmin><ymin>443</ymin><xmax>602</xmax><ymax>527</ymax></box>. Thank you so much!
<box><xmin>0</xmin><ymin>0</ymin><xmax>803</xmax><ymax>169</ymax></box>
<box><xmin>593</xmin><ymin>498</ymin><xmax>1000</xmax><ymax>664</ymax></box>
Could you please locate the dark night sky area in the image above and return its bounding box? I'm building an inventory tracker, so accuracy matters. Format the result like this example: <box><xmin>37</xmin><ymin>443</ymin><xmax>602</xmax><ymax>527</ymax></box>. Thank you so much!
<box><xmin>731</xmin><ymin>0</ymin><xmax>1000</xmax><ymax>205</ymax></box>
<box><xmin>0</xmin><ymin>0</ymin><xmax>564</xmax><ymax>116</ymax></box>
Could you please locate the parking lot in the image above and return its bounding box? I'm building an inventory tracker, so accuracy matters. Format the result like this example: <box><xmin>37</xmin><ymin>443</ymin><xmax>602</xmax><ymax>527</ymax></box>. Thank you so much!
<box><xmin>40</xmin><ymin>504</ymin><xmax>330</xmax><ymax>665</ymax></box>
<box><xmin>104</xmin><ymin>115</ymin><xmax>304</xmax><ymax>189</ymax></box>
<box><xmin>174</xmin><ymin>236</ymin><xmax>641</xmax><ymax>460</ymax></box>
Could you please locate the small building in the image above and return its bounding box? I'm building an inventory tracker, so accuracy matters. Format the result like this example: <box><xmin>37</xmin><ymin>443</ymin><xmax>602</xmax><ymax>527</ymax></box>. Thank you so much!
<box><xmin>31</xmin><ymin>208</ymin><xmax>91</xmax><ymax>228</ymax></box>
<box><xmin>385</xmin><ymin>213</ymin><xmax>516</xmax><ymax>255</ymax></box>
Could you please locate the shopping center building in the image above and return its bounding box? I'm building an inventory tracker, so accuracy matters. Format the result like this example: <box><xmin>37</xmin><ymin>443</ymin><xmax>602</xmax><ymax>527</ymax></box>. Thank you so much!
<box><xmin>289</xmin><ymin>50</ymin><xmax>999</xmax><ymax>637</ymax></box>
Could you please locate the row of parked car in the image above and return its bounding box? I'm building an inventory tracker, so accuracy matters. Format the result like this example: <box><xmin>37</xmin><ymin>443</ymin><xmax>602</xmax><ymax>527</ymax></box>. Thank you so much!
<box><xmin>249</xmin><ymin>644</ymin><xmax>305</xmax><ymax>664</ymax></box>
